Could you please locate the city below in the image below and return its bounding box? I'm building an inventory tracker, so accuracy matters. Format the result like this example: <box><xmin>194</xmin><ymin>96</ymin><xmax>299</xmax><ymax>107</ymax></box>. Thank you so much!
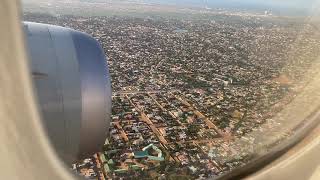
<box><xmin>24</xmin><ymin>1</ymin><xmax>320</xmax><ymax>179</ymax></box>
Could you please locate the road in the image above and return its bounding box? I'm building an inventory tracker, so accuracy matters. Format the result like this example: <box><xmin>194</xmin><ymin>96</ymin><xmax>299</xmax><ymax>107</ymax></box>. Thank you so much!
<box><xmin>172</xmin><ymin>93</ymin><xmax>226</xmax><ymax>137</ymax></box>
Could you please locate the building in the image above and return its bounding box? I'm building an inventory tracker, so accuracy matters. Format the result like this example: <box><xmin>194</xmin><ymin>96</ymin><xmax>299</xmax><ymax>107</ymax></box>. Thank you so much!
<box><xmin>133</xmin><ymin>144</ymin><xmax>164</xmax><ymax>161</ymax></box>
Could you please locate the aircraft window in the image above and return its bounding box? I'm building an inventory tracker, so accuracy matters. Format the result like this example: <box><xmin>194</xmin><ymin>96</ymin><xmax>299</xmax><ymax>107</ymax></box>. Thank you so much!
<box><xmin>22</xmin><ymin>0</ymin><xmax>320</xmax><ymax>179</ymax></box>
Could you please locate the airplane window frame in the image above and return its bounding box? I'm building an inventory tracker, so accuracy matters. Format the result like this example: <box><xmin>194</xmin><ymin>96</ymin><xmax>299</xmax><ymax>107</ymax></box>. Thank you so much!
<box><xmin>3</xmin><ymin>0</ymin><xmax>320</xmax><ymax>179</ymax></box>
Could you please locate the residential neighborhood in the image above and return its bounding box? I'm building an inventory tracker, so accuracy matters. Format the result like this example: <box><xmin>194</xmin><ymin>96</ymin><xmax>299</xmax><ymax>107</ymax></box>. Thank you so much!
<box><xmin>24</xmin><ymin>1</ymin><xmax>320</xmax><ymax>179</ymax></box>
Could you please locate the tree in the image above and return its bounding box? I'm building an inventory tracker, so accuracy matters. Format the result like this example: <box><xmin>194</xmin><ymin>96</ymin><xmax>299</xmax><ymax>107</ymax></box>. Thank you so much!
<box><xmin>186</xmin><ymin>125</ymin><xmax>200</xmax><ymax>135</ymax></box>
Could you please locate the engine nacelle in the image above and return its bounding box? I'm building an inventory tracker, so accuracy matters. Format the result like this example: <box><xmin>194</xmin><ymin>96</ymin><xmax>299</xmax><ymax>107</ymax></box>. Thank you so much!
<box><xmin>24</xmin><ymin>22</ymin><xmax>112</xmax><ymax>163</ymax></box>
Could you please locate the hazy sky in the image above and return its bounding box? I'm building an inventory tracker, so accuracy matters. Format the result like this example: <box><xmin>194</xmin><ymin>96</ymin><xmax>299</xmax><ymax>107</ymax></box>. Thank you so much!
<box><xmin>23</xmin><ymin>0</ymin><xmax>320</xmax><ymax>15</ymax></box>
<box><xmin>23</xmin><ymin>0</ymin><xmax>319</xmax><ymax>8</ymax></box>
<box><xmin>144</xmin><ymin>0</ymin><xmax>320</xmax><ymax>15</ymax></box>
<box><xmin>231</xmin><ymin>0</ymin><xmax>318</xmax><ymax>8</ymax></box>
<box><xmin>148</xmin><ymin>0</ymin><xmax>319</xmax><ymax>8</ymax></box>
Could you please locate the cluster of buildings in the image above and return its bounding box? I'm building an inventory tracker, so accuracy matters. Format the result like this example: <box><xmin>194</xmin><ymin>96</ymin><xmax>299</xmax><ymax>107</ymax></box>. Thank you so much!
<box><xmin>72</xmin><ymin>155</ymin><xmax>105</xmax><ymax>180</ymax></box>
<box><xmin>103</xmin><ymin>93</ymin><xmax>227</xmax><ymax>179</ymax></box>
<box><xmin>24</xmin><ymin>9</ymin><xmax>320</xmax><ymax>179</ymax></box>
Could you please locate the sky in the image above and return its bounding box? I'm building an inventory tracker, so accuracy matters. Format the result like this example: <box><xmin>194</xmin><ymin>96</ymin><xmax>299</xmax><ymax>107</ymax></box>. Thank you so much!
<box><xmin>146</xmin><ymin>0</ymin><xmax>317</xmax><ymax>7</ymax></box>
<box><xmin>23</xmin><ymin>0</ymin><xmax>319</xmax><ymax>9</ymax></box>
<box><xmin>23</xmin><ymin>0</ymin><xmax>320</xmax><ymax>16</ymax></box>
<box><xmin>144</xmin><ymin>0</ymin><xmax>320</xmax><ymax>15</ymax></box>
<box><xmin>146</xmin><ymin>0</ymin><xmax>318</xmax><ymax>8</ymax></box>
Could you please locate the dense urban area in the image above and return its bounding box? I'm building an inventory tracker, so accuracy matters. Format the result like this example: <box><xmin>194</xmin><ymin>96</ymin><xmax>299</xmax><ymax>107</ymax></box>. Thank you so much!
<box><xmin>24</xmin><ymin>2</ymin><xmax>320</xmax><ymax>179</ymax></box>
